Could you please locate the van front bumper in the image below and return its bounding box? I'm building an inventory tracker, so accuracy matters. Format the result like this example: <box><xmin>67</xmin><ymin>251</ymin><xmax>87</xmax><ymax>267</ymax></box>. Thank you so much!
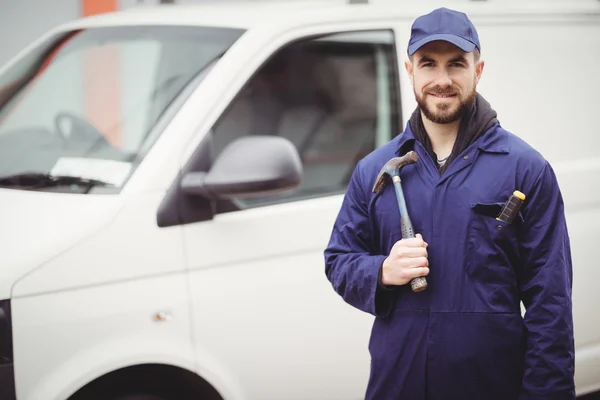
<box><xmin>0</xmin><ymin>363</ymin><xmax>16</xmax><ymax>399</ymax></box>
<box><xmin>0</xmin><ymin>299</ymin><xmax>15</xmax><ymax>399</ymax></box>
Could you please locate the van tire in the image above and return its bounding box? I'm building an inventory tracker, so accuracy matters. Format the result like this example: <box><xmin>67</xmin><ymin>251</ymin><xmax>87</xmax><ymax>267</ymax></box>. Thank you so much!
<box><xmin>67</xmin><ymin>365</ymin><xmax>223</xmax><ymax>400</ymax></box>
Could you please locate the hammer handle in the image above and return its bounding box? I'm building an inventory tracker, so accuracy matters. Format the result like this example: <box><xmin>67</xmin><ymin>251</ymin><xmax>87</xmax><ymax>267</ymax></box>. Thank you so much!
<box><xmin>400</xmin><ymin>215</ymin><xmax>428</xmax><ymax>292</ymax></box>
<box><xmin>400</xmin><ymin>215</ymin><xmax>415</xmax><ymax>239</ymax></box>
<box><xmin>393</xmin><ymin>180</ymin><xmax>428</xmax><ymax>293</ymax></box>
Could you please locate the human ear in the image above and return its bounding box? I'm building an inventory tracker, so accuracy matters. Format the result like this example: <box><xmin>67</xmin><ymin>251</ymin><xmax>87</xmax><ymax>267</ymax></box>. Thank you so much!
<box><xmin>475</xmin><ymin>60</ymin><xmax>485</xmax><ymax>84</ymax></box>
<box><xmin>405</xmin><ymin>59</ymin><xmax>414</xmax><ymax>85</ymax></box>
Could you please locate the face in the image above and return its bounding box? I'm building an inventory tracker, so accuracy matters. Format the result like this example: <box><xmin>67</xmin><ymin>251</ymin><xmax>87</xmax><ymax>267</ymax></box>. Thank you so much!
<box><xmin>405</xmin><ymin>41</ymin><xmax>484</xmax><ymax>124</ymax></box>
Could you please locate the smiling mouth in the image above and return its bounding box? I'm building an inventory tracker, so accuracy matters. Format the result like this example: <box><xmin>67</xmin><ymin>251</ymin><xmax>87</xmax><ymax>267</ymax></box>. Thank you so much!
<box><xmin>429</xmin><ymin>93</ymin><xmax>457</xmax><ymax>98</ymax></box>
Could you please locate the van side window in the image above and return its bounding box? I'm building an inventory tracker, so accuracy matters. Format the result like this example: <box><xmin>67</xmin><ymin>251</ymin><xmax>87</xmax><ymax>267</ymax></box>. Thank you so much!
<box><xmin>211</xmin><ymin>29</ymin><xmax>401</xmax><ymax>210</ymax></box>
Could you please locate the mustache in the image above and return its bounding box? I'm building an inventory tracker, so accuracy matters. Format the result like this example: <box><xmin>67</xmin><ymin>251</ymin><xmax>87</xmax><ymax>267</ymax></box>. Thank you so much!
<box><xmin>428</xmin><ymin>87</ymin><xmax>459</xmax><ymax>95</ymax></box>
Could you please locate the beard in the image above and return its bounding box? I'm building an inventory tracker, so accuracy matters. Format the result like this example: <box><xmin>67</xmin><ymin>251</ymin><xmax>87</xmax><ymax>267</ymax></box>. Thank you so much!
<box><xmin>415</xmin><ymin>84</ymin><xmax>477</xmax><ymax>124</ymax></box>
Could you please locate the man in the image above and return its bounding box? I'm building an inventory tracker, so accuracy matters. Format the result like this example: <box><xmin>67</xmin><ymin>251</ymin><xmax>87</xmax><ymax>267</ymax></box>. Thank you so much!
<box><xmin>323</xmin><ymin>7</ymin><xmax>575</xmax><ymax>400</ymax></box>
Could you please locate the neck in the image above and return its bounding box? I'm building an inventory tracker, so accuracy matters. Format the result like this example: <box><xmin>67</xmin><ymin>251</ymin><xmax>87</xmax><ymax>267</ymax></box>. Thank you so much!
<box><xmin>421</xmin><ymin>112</ymin><xmax>461</xmax><ymax>159</ymax></box>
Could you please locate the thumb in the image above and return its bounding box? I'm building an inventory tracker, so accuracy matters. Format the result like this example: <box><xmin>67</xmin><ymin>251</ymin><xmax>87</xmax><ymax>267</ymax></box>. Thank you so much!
<box><xmin>416</xmin><ymin>233</ymin><xmax>428</xmax><ymax>248</ymax></box>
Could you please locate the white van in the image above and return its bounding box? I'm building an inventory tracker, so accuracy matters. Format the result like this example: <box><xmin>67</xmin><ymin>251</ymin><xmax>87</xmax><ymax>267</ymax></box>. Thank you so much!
<box><xmin>0</xmin><ymin>1</ymin><xmax>598</xmax><ymax>399</ymax></box>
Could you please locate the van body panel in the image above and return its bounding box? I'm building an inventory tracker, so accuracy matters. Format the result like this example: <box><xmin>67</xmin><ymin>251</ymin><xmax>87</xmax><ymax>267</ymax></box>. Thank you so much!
<box><xmin>185</xmin><ymin>195</ymin><xmax>376</xmax><ymax>399</ymax></box>
<box><xmin>11</xmin><ymin>273</ymin><xmax>195</xmax><ymax>400</ymax></box>
<box><xmin>11</xmin><ymin>193</ymin><xmax>185</xmax><ymax>297</ymax></box>
<box><xmin>0</xmin><ymin>189</ymin><xmax>122</xmax><ymax>299</ymax></box>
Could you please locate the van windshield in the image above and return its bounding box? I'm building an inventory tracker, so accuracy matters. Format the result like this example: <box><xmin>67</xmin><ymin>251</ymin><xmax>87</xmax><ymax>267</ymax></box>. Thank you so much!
<box><xmin>0</xmin><ymin>25</ymin><xmax>244</xmax><ymax>193</ymax></box>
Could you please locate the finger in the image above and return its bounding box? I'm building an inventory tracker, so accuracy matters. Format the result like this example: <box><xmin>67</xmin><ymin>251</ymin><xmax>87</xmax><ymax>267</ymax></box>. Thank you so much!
<box><xmin>409</xmin><ymin>267</ymin><xmax>430</xmax><ymax>278</ymax></box>
<box><xmin>403</xmin><ymin>267</ymin><xmax>430</xmax><ymax>281</ymax></box>
<box><xmin>396</xmin><ymin>256</ymin><xmax>429</xmax><ymax>270</ymax></box>
<box><xmin>416</xmin><ymin>233</ymin><xmax>429</xmax><ymax>248</ymax></box>
<box><xmin>409</xmin><ymin>256</ymin><xmax>429</xmax><ymax>268</ymax></box>
<box><xmin>396</xmin><ymin>246</ymin><xmax>428</xmax><ymax>259</ymax></box>
<box><xmin>403</xmin><ymin>236</ymin><xmax>426</xmax><ymax>248</ymax></box>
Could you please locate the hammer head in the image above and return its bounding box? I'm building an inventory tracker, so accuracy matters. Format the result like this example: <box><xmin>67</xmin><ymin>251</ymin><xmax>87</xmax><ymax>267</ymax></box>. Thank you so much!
<box><xmin>372</xmin><ymin>151</ymin><xmax>419</xmax><ymax>193</ymax></box>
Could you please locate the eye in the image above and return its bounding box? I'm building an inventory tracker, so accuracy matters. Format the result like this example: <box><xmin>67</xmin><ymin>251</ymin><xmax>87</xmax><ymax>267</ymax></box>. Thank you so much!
<box><xmin>422</xmin><ymin>62</ymin><xmax>434</xmax><ymax>68</ymax></box>
<box><xmin>450</xmin><ymin>62</ymin><xmax>465</xmax><ymax>68</ymax></box>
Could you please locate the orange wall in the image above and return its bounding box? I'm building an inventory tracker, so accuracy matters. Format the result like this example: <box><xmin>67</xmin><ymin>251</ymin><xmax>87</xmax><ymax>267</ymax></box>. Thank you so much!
<box><xmin>82</xmin><ymin>0</ymin><xmax>118</xmax><ymax>16</ymax></box>
<box><xmin>82</xmin><ymin>0</ymin><xmax>121</xmax><ymax>147</ymax></box>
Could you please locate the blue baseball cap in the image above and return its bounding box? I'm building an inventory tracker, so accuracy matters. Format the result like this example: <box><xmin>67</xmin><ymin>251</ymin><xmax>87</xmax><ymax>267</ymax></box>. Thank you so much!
<box><xmin>408</xmin><ymin>7</ymin><xmax>480</xmax><ymax>56</ymax></box>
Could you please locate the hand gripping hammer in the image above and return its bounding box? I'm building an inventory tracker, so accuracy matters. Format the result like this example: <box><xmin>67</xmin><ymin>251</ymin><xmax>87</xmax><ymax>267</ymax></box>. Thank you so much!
<box><xmin>372</xmin><ymin>151</ymin><xmax>428</xmax><ymax>292</ymax></box>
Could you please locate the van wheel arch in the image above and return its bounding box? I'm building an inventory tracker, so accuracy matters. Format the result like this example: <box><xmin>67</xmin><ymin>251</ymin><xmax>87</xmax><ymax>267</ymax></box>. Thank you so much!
<box><xmin>67</xmin><ymin>363</ymin><xmax>224</xmax><ymax>400</ymax></box>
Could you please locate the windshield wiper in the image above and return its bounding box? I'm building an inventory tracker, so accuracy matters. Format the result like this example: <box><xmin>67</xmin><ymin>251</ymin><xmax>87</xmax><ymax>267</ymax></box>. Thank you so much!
<box><xmin>0</xmin><ymin>172</ymin><xmax>114</xmax><ymax>192</ymax></box>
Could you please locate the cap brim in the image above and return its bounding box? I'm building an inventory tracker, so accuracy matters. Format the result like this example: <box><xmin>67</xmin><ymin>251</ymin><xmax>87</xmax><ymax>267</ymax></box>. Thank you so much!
<box><xmin>408</xmin><ymin>34</ymin><xmax>477</xmax><ymax>56</ymax></box>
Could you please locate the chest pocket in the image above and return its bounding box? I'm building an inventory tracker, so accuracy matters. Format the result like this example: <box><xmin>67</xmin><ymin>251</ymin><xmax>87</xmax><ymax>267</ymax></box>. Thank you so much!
<box><xmin>465</xmin><ymin>201</ymin><xmax>523</xmax><ymax>285</ymax></box>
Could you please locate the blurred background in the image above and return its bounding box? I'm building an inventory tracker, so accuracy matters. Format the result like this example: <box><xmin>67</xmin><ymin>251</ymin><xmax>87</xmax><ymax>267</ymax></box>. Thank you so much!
<box><xmin>0</xmin><ymin>0</ymin><xmax>235</xmax><ymax>66</ymax></box>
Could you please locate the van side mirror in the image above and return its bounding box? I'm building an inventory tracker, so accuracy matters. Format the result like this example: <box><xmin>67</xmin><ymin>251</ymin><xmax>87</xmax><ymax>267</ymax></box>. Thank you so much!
<box><xmin>181</xmin><ymin>136</ymin><xmax>302</xmax><ymax>200</ymax></box>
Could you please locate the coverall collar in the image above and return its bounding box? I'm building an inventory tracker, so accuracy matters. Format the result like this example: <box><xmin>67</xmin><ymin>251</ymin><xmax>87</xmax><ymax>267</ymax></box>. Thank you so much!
<box><xmin>395</xmin><ymin>120</ymin><xmax>509</xmax><ymax>157</ymax></box>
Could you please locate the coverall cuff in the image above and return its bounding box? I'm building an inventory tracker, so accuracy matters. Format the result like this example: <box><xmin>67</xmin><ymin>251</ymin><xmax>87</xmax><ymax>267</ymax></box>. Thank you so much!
<box><xmin>374</xmin><ymin>256</ymin><xmax>397</xmax><ymax>317</ymax></box>
<box><xmin>377</xmin><ymin>262</ymin><xmax>395</xmax><ymax>291</ymax></box>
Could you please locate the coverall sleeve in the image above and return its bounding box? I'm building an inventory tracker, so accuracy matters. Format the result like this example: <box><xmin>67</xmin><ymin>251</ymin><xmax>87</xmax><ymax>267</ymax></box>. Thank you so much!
<box><xmin>324</xmin><ymin>161</ymin><xmax>396</xmax><ymax>318</ymax></box>
<box><xmin>518</xmin><ymin>161</ymin><xmax>575</xmax><ymax>400</ymax></box>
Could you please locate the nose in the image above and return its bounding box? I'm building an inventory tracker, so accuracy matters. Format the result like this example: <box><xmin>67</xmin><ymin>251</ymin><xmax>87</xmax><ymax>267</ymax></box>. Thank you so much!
<box><xmin>433</xmin><ymin>68</ymin><xmax>452</xmax><ymax>88</ymax></box>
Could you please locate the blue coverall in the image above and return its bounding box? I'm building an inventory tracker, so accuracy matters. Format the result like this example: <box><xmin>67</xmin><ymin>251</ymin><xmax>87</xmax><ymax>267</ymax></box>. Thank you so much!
<box><xmin>324</xmin><ymin>122</ymin><xmax>575</xmax><ymax>400</ymax></box>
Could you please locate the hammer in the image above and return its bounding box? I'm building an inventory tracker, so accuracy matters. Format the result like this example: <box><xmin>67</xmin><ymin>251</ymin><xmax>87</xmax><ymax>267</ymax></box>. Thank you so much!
<box><xmin>372</xmin><ymin>151</ymin><xmax>428</xmax><ymax>292</ymax></box>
